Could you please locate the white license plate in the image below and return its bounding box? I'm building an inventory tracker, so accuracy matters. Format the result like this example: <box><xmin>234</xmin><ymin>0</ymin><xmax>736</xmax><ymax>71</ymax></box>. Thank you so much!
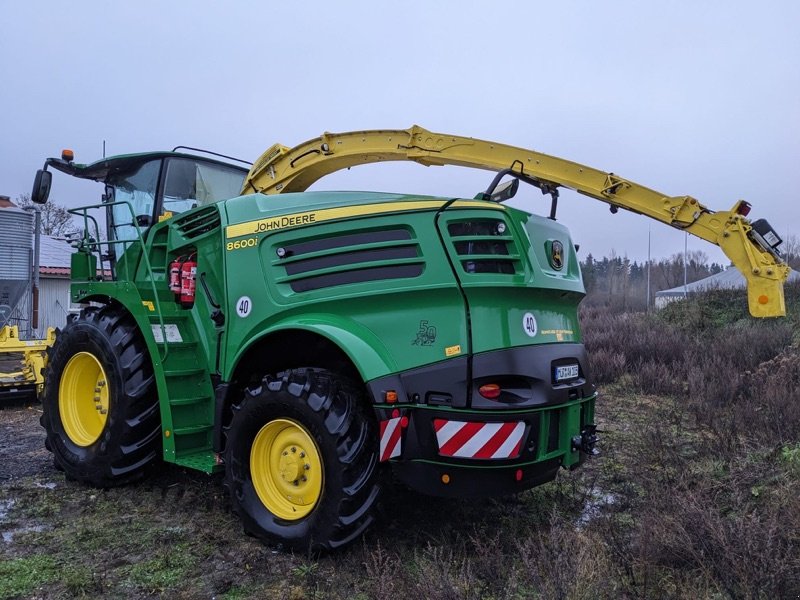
<box><xmin>555</xmin><ymin>364</ymin><xmax>579</xmax><ymax>382</ymax></box>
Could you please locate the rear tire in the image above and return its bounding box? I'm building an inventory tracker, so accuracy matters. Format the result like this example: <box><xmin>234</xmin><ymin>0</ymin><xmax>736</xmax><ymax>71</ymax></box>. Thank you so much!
<box><xmin>40</xmin><ymin>305</ymin><xmax>160</xmax><ymax>487</ymax></box>
<box><xmin>224</xmin><ymin>368</ymin><xmax>380</xmax><ymax>552</ymax></box>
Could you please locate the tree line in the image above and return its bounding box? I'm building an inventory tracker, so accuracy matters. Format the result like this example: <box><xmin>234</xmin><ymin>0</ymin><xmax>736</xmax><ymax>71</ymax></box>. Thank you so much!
<box><xmin>581</xmin><ymin>239</ymin><xmax>800</xmax><ymax>311</ymax></box>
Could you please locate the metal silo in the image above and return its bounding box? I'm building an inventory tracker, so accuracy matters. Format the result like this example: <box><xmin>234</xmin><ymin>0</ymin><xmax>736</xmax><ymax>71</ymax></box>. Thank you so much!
<box><xmin>0</xmin><ymin>199</ymin><xmax>33</xmax><ymax>326</ymax></box>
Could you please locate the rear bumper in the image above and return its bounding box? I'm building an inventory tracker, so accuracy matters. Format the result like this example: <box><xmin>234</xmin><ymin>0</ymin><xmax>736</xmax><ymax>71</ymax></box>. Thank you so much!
<box><xmin>379</xmin><ymin>398</ymin><xmax>595</xmax><ymax>497</ymax></box>
<box><xmin>392</xmin><ymin>456</ymin><xmax>563</xmax><ymax>498</ymax></box>
<box><xmin>368</xmin><ymin>344</ymin><xmax>597</xmax><ymax>498</ymax></box>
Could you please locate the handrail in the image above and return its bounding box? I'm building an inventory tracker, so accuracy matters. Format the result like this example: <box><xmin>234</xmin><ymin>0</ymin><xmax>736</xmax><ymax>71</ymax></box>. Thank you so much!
<box><xmin>68</xmin><ymin>201</ymin><xmax>169</xmax><ymax>361</ymax></box>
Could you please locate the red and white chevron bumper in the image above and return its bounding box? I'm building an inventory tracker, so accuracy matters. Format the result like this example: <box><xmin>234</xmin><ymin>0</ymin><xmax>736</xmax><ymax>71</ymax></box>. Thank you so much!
<box><xmin>379</xmin><ymin>417</ymin><xmax>403</xmax><ymax>462</ymax></box>
<box><xmin>434</xmin><ymin>419</ymin><xmax>525</xmax><ymax>460</ymax></box>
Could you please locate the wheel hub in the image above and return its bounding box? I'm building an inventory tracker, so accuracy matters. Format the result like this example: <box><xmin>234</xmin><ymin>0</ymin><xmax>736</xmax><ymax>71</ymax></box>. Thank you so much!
<box><xmin>250</xmin><ymin>419</ymin><xmax>323</xmax><ymax>521</ymax></box>
<box><xmin>278</xmin><ymin>447</ymin><xmax>310</xmax><ymax>484</ymax></box>
<box><xmin>58</xmin><ymin>352</ymin><xmax>110</xmax><ymax>447</ymax></box>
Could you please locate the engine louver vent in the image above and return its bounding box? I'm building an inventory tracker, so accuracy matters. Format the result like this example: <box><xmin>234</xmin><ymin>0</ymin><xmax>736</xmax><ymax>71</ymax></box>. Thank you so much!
<box><xmin>447</xmin><ymin>219</ymin><xmax>520</xmax><ymax>275</ymax></box>
<box><xmin>174</xmin><ymin>206</ymin><xmax>221</xmax><ymax>239</ymax></box>
<box><xmin>276</xmin><ymin>228</ymin><xmax>424</xmax><ymax>293</ymax></box>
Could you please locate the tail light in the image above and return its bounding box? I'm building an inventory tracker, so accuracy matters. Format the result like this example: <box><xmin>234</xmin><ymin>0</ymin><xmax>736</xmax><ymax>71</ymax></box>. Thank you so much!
<box><xmin>478</xmin><ymin>384</ymin><xmax>501</xmax><ymax>399</ymax></box>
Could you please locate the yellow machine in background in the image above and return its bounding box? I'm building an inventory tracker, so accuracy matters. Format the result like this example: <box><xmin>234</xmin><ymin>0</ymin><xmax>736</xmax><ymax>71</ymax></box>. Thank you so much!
<box><xmin>0</xmin><ymin>325</ymin><xmax>55</xmax><ymax>401</ymax></box>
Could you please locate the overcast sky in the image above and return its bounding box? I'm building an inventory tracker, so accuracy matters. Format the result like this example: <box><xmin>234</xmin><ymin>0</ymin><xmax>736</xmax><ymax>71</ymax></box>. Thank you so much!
<box><xmin>2</xmin><ymin>1</ymin><xmax>798</xmax><ymax>264</ymax></box>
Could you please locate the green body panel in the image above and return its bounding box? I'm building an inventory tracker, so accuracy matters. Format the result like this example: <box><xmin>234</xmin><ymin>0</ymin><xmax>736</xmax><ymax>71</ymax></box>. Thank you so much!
<box><xmin>438</xmin><ymin>208</ymin><xmax>584</xmax><ymax>353</ymax></box>
<box><xmin>70</xmin><ymin>188</ymin><xmax>591</xmax><ymax>473</ymax></box>
<box><xmin>223</xmin><ymin>194</ymin><xmax>469</xmax><ymax>380</ymax></box>
<box><xmin>69</xmin><ymin>251</ymin><xmax>97</xmax><ymax>281</ymax></box>
<box><xmin>222</xmin><ymin>193</ymin><xmax>586</xmax><ymax>381</ymax></box>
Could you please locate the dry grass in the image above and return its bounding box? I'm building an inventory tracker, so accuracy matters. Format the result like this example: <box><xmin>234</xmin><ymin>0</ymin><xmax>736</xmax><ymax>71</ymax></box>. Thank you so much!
<box><xmin>1</xmin><ymin>285</ymin><xmax>798</xmax><ymax>598</ymax></box>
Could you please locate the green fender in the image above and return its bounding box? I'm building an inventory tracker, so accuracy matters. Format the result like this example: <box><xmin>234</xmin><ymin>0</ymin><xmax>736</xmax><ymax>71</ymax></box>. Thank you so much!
<box><xmin>73</xmin><ymin>287</ymin><xmax>166</xmax><ymax>367</ymax></box>
<box><xmin>227</xmin><ymin>312</ymin><xmax>399</xmax><ymax>384</ymax></box>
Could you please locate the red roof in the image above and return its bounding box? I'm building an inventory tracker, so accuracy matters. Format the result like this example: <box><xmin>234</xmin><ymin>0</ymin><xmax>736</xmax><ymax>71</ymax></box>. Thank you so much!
<box><xmin>40</xmin><ymin>266</ymin><xmax>71</xmax><ymax>276</ymax></box>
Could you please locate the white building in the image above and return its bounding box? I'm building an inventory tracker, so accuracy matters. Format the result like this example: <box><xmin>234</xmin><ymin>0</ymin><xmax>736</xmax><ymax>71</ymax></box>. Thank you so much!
<box><xmin>655</xmin><ymin>267</ymin><xmax>799</xmax><ymax>309</ymax></box>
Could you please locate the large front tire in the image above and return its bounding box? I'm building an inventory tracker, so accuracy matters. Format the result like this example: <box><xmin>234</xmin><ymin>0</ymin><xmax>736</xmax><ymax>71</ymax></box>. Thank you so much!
<box><xmin>224</xmin><ymin>369</ymin><xmax>380</xmax><ymax>552</ymax></box>
<box><xmin>41</xmin><ymin>305</ymin><xmax>160</xmax><ymax>487</ymax></box>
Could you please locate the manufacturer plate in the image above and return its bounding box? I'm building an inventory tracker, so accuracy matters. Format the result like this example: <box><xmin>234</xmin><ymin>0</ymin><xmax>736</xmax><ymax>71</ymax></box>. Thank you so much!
<box><xmin>554</xmin><ymin>364</ymin><xmax>579</xmax><ymax>382</ymax></box>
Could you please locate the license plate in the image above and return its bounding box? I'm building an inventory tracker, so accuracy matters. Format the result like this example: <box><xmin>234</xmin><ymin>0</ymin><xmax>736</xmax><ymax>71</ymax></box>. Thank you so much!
<box><xmin>555</xmin><ymin>364</ymin><xmax>579</xmax><ymax>382</ymax></box>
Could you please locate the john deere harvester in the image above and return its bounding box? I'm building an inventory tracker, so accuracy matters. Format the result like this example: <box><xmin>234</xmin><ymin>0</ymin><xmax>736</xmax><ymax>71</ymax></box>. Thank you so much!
<box><xmin>30</xmin><ymin>127</ymin><xmax>789</xmax><ymax>551</ymax></box>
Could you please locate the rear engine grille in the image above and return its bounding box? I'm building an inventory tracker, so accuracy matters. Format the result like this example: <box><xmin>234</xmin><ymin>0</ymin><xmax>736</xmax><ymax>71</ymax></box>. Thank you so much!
<box><xmin>174</xmin><ymin>206</ymin><xmax>220</xmax><ymax>239</ymax></box>
<box><xmin>447</xmin><ymin>219</ymin><xmax>520</xmax><ymax>275</ymax></box>
<box><xmin>276</xmin><ymin>228</ymin><xmax>424</xmax><ymax>293</ymax></box>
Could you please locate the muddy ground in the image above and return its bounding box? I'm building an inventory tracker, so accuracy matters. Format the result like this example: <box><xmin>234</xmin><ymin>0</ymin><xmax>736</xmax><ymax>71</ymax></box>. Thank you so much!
<box><xmin>0</xmin><ymin>401</ymin><xmax>608</xmax><ymax>599</ymax></box>
<box><xmin>2</xmin><ymin>380</ymin><xmax>797</xmax><ymax>599</ymax></box>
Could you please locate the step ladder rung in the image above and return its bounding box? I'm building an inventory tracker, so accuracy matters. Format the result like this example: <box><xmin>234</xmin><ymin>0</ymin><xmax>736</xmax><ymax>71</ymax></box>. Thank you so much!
<box><xmin>164</xmin><ymin>367</ymin><xmax>206</xmax><ymax>378</ymax></box>
<box><xmin>172</xmin><ymin>423</ymin><xmax>213</xmax><ymax>436</ymax></box>
<box><xmin>169</xmin><ymin>395</ymin><xmax>211</xmax><ymax>406</ymax></box>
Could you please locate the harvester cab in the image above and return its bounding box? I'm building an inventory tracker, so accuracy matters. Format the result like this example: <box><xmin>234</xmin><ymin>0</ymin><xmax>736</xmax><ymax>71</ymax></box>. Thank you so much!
<box><xmin>33</xmin><ymin>149</ymin><xmax>249</xmax><ymax>278</ymax></box>
<box><xmin>31</xmin><ymin>127</ymin><xmax>789</xmax><ymax>552</ymax></box>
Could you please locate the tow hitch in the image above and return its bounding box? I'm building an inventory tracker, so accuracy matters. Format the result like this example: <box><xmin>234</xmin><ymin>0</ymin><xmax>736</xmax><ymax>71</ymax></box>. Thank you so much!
<box><xmin>572</xmin><ymin>424</ymin><xmax>600</xmax><ymax>456</ymax></box>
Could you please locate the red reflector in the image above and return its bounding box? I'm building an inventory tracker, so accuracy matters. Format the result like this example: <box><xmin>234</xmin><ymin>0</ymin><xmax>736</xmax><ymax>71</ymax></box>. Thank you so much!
<box><xmin>737</xmin><ymin>201</ymin><xmax>752</xmax><ymax>216</ymax></box>
<box><xmin>400</xmin><ymin>416</ymin><xmax>409</xmax><ymax>428</ymax></box>
<box><xmin>479</xmin><ymin>384</ymin><xmax>501</xmax><ymax>399</ymax></box>
<box><xmin>515</xmin><ymin>469</ymin><xmax>523</xmax><ymax>482</ymax></box>
<box><xmin>391</xmin><ymin>408</ymin><xmax>400</xmax><ymax>419</ymax></box>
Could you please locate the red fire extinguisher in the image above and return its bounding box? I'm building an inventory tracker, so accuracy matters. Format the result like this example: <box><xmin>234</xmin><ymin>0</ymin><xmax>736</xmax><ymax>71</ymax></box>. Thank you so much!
<box><xmin>180</xmin><ymin>254</ymin><xmax>197</xmax><ymax>308</ymax></box>
<box><xmin>168</xmin><ymin>256</ymin><xmax>183</xmax><ymax>298</ymax></box>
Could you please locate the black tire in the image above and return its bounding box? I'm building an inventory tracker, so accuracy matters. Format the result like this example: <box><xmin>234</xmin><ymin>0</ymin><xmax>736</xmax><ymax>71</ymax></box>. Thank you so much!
<box><xmin>40</xmin><ymin>304</ymin><xmax>160</xmax><ymax>487</ymax></box>
<box><xmin>223</xmin><ymin>368</ymin><xmax>380</xmax><ymax>552</ymax></box>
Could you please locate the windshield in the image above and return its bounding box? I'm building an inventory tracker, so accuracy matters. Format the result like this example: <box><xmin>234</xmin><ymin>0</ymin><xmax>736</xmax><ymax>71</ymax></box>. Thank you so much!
<box><xmin>107</xmin><ymin>159</ymin><xmax>160</xmax><ymax>254</ymax></box>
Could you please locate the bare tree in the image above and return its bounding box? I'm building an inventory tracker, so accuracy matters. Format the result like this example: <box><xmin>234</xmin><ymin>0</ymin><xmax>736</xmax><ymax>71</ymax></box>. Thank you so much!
<box><xmin>16</xmin><ymin>193</ymin><xmax>79</xmax><ymax>237</ymax></box>
<box><xmin>781</xmin><ymin>234</ymin><xmax>800</xmax><ymax>270</ymax></box>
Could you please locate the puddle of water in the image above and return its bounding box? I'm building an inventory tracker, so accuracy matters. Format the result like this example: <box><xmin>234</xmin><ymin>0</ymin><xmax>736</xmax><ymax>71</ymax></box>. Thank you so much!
<box><xmin>2</xmin><ymin>525</ymin><xmax>45</xmax><ymax>543</ymax></box>
<box><xmin>577</xmin><ymin>488</ymin><xmax>617</xmax><ymax>527</ymax></box>
<box><xmin>0</xmin><ymin>499</ymin><xmax>16</xmax><ymax>521</ymax></box>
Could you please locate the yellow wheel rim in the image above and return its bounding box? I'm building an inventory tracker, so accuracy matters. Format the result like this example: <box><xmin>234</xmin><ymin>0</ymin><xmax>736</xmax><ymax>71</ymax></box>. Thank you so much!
<box><xmin>58</xmin><ymin>352</ymin><xmax>110</xmax><ymax>447</ymax></box>
<box><xmin>250</xmin><ymin>418</ymin><xmax>323</xmax><ymax>521</ymax></box>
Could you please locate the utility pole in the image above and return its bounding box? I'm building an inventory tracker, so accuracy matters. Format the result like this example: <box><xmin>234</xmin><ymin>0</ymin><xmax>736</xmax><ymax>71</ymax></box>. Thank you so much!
<box><xmin>646</xmin><ymin>226</ymin><xmax>651</xmax><ymax>311</ymax></box>
<box><xmin>683</xmin><ymin>232</ymin><xmax>688</xmax><ymax>298</ymax></box>
<box><xmin>23</xmin><ymin>205</ymin><xmax>42</xmax><ymax>338</ymax></box>
<box><xmin>31</xmin><ymin>205</ymin><xmax>41</xmax><ymax>337</ymax></box>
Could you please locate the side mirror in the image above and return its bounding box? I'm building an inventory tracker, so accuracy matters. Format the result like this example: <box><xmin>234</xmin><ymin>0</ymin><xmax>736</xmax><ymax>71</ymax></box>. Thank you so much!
<box><xmin>136</xmin><ymin>214</ymin><xmax>153</xmax><ymax>227</ymax></box>
<box><xmin>31</xmin><ymin>170</ymin><xmax>52</xmax><ymax>204</ymax></box>
<box><xmin>489</xmin><ymin>177</ymin><xmax>519</xmax><ymax>202</ymax></box>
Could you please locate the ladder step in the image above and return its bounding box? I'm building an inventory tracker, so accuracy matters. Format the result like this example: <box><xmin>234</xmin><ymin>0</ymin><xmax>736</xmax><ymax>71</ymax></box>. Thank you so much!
<box><xmin>173</xmin><ymin>423</ymin><xmax>213</xmax><ymax>436</ymax></box>
<box><xmin>164</xmin><ymin>367</ymin><xmax>205</xmax><ymax>378</ymax></box>
<box><xmin>170</xmin><ymin>395</ymin><xmax>211</xmax><ymax>406</ymax></box>
<box><xmin>148</xmin><ymin>312</ymin><xmax>191</xmax><ymax>322</ymax></box>
<box><xmin>174</xmin><ymin>450</ymin><xmax>220</xmax><ymax>474</ymax></box>
<box><xmin>154</xmin><ymin>340</ymin><xmax>198</xmax><ymax>350</ymax></box>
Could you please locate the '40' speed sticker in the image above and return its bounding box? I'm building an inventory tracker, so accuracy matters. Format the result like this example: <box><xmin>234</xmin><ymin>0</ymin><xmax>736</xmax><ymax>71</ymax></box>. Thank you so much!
<box><xmin>522</xmin><ymin>312</ymin><xmax>538</xmax><ymax>337</ymax></box>
<box><xmin>236</xmin><ymin>296</ymin><xmax>252</xmax><ymax>318</ymax></box>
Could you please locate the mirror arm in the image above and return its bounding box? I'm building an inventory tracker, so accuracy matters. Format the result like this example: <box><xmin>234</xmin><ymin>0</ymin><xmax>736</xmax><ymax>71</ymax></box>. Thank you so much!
<box><xmin>548</xmin><ymin>187</ymin><xmax>559</xmax><ymax>220</ymax></box>
<box><xmin>482</xmin><ymin>163</ymin><xmax>562</xmax><ymax>216</ymax></box>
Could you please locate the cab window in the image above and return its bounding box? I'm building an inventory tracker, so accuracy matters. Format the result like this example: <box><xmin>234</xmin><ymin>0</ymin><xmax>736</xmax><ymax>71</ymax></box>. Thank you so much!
<box><xmin>162</xmin><ymin>158</ymin><xmax>246</xmax><ymax>216</ymax></box>
<box><xmin>108</xmin><ymin>159</ymin><xmax>160</xmax><ymax>250</ymax></box>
